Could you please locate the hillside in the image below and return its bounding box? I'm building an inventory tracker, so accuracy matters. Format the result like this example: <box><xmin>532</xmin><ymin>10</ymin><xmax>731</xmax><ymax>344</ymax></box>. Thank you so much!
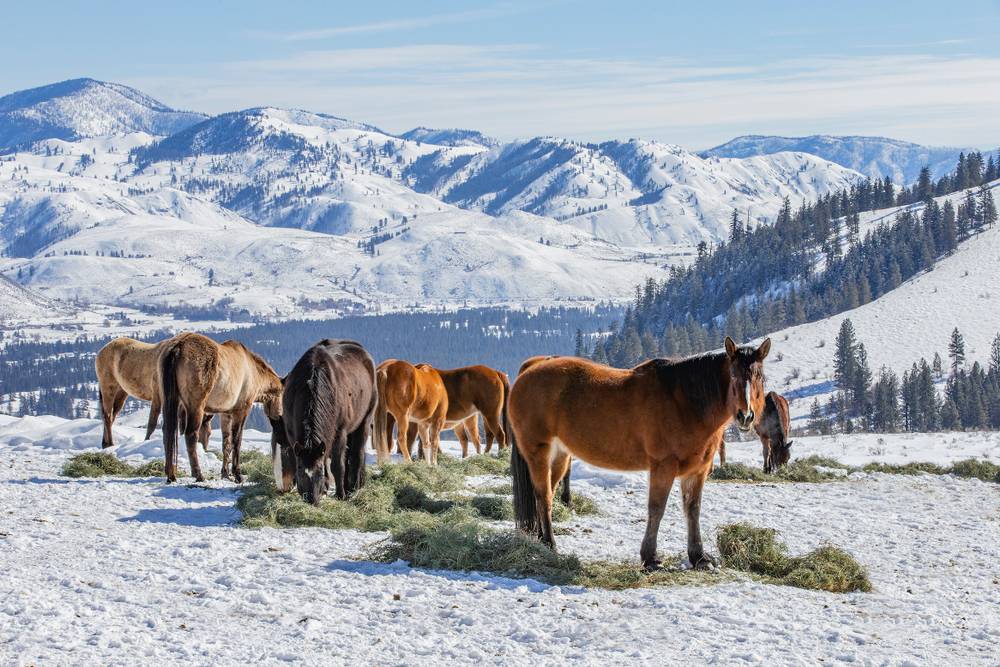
<box><xmin>702</xmin><ymin>134</ymin><xmax>970</xmax><ymax>184</ymax></box>
<box><xmin>0</xmin><ymin>78</ymin><xmax>205</xmax><ymax>152</ymax></box>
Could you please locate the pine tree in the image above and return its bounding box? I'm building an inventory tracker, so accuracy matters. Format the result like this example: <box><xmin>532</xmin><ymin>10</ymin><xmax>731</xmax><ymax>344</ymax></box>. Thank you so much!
<box><xmin>979</xmin><ymin>184</ymin><xmax>997</xmax><ymax>229</ymax></box>
<box><xmin>932</xmin><ymin>352</ymin><xmax>944</xmax><ymax>379</ymax></box>
<box><xmin>852</xmin><ymin>343</ymin><xmax>873</xmax><ymax>414</ymax></box>
<box><xmin>949</xmin><ymin>327</ymin><xmax>966</xmax><ymax>374</ymax></box>
<box><xmin>574</xmin><ymin>329</ymin><xmax>585</xmax><ymax>357</ymax></box>
<box><xmin>990</xmin><ymin>334</ymin><xmax>1000</xmax><ymax>375</ymax></box>
<box><xmin>916</xmin><ymin>166</ymin><xmax>933</xmax><ymax>201</ymax></box>
<box><xmin>834</xmin><ymin>319</ymin><xmax>858</xmax><ymax>392</ymax></box>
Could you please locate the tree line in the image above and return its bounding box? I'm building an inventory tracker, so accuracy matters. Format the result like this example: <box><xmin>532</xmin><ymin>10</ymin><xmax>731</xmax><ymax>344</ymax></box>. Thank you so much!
<box><xmin>592</xmin><ymin>151</ymin><xmax>999</xmax><ymax>368</ymax></box>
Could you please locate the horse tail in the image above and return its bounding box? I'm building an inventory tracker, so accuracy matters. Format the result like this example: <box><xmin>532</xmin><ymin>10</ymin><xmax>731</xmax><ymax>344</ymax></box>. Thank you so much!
<box><xmin>499</xmin><ymin>371</ymin><xmax>510</xmax><ymax>449</ymax></box>
<box><xmin>160</xmin><ymin>343</ymin><xmax>181</xmax><ymax>475</ymax></box>
<box><xmin>374</xmin><ymin>367</ymin><xmax>389</xmax><ymax>460</ymax></box>
<box><xmin>508</xmin><ymin>390</ymin><xmax>539</xmax><ymax>536</ymax></box>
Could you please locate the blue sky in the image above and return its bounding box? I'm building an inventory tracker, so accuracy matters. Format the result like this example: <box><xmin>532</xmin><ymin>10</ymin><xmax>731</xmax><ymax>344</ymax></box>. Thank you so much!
<box><xmin>3</xmin><ymin>1</ymin><xmax>1000</xmax><ymax>148</ymax></box>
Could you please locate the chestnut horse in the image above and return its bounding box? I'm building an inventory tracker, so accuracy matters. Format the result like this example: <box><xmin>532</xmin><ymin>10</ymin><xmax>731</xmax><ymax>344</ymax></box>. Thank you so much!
<box><xmin>374</xmin><ymin>359</ymin><xmax>448</xmax><ymax>464</ymax></box>
<box><xmin>509</xmin><ymin>337</ymin><xmax>770</xmax><ymax>569</ymax></box>
<box><xmin>418</xmin><ymin>364</ymin><xmax>508</xmax><ymax>458</ymax></box>
<box><xmin>160</xmin><ymin>333</ymin><xmax>282</xmax><ymax>483</ymax></box>
<box><xmin>517</xmin><ymin>355</ymin><xmax>571</xmax><ymax>504</ymax></box>
<box><xmin>96</xmin><ymin>336</ymin><xmax>212</xmax><ymax>450</ymax></box>
<box><xmin>717</xmin><ymin>391</ymin><xmax>792</xmax><ymax>473</ymax></box>
<box><xmin>271</xmin><ymin>339</ymin><xmax>377</xmax><ymax>504</ymax></box>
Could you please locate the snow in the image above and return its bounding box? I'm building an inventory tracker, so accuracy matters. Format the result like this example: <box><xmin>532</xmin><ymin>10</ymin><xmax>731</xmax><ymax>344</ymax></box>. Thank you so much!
<box><xmin>1</xmin><ymin>413</ymin><xmax>999</xmax><ymax>664</ymax></box>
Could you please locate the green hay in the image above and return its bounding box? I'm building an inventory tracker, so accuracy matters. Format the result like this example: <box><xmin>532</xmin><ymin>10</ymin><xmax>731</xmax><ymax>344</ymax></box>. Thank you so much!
<box><xmin>861</xmin><ymin>461</ymin><xmax>948</xmax><ymax>476</ymax></box>
<box><xmin>366</xmin><ymin>509</ymin><xmax>729</xmax><ymax>589</ymax></box>
<box><xmin>717</xmin><ymin>523</ymin><xmax>871</xmax><ymax>593</ymax></box>
<box><xmin>948</xmin><ymin>458</ymin><xmax>1000</xmax><ymax>481</ymax></box>
<box><xmin>62</xmin><ymin>452</ymin><xmax>166</xmax><ymax>478</ymax></box>
<box><xmin>710</xmin><ymin>462</ymin><xmax>768</xmax><ymax>482</ymax></box>
<box><xmin>711</xmin><ymin>458</ymin><xmax>846</xmax><ymax>483</ymax></box>
<box><xmin>795</xmin><ymin>455</ymin><xmax>851</xmax><ymax>469</ymax></box>
<box><xmin>239</xmin><ymin>450</ymin><xmax>274</xmax><ymax>484</ymax></box>
<box><xmin>438</xmin><ymin>449</ymin><xmax>511</xmax><ymax>476</ymax></box>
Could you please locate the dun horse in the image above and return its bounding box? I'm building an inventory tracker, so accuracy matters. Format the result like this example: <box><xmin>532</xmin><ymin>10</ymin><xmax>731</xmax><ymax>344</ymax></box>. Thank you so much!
<box><xmin>160</xmin><ymin>333</ymin><xmax>282</xmax><ymax>483</ymax></box>
<box><xmin>272</xmin><ymin>340</ymin><xmax>377</xmax><ymax>504</ymax></box>
<box><xmin>374</xmin><ymin>360</ymin><xmax>448</xmax><ymax>464</ymax></box>
<box><xmin>509</xmin><ymin>337</ymin><xmax>771</xmax><ymax>569</ymax></box>
<box><xmin>717</xmin><ymin>390</ymin><xmax>792</xmax><ymax>473</ymax></box>
<box><xmin>96</xmin><ymin>336</ymin><xmax>213</xmax><ymax>450</ymax></box>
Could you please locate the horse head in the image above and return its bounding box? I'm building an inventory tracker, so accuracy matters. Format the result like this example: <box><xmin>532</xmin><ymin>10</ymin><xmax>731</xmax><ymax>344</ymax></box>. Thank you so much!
<box><xmin>724</xmin><ymin>336</ymin><xmax>770</xmax><ymax>432</ymax></box>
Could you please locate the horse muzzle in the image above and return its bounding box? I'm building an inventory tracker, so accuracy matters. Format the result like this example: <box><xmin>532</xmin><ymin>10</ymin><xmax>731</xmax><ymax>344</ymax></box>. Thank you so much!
<box><xmin>736</xmin><ymin>409</ymin><xmax>755</xmax><ymax>432</ymax></box>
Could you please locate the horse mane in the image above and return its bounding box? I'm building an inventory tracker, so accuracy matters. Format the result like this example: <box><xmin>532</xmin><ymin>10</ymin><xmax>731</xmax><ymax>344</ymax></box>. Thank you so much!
<box><xmin>301</xmin><ymin>347</ymin><xmax>335</xmax><ymax>453</ymax></box>
<box><xmin>641</xmin><ymin>346</ymin><xmax>759</xmax><ymax>417</ymax></box>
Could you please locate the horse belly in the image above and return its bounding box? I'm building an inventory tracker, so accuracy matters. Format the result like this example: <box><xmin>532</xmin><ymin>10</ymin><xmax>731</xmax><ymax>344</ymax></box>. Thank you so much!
<box><xmin>556</xmin><ymin>434</ymin><xmax>648</xmax><ymax>472</ymax></box>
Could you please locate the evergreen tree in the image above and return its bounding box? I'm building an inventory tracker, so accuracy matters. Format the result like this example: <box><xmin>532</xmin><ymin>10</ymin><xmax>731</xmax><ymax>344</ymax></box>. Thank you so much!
<box><xmin>979</xmin><ymin>184</ymin><xmax>997</xmax><ymax>229</ymax></box>
<box><xmin>834</xmin><ymin>319</ymin><xmax>858</xmax><ymax>392</ymax></box>
<box><xmin>574</xmin><ymin>329</ymin><xmax>585</xmax><ymax>357</ymax></box>
<box><xmin>949</xmin><ymin>327</ymin><xmax>966</xmax><ymax>374</ymax></box>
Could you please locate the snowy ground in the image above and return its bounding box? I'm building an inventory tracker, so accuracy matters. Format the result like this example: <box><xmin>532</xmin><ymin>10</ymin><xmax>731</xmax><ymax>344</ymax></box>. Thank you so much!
<box><xmin>2</xmin><ymin>413</ymin><xmax>999</xmax><ymax>665</ymax></box>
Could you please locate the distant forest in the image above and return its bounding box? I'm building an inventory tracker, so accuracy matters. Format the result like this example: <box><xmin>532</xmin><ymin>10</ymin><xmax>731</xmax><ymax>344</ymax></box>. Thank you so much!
<box><xmin>592</xmin><ymin>151</ymin><xmax>1000</xmax><ymax>367</ymax></box>
<box><xmin>1</xmin><ymin>306</ymin><xmax>622</xmax><ymax>428</ymax></box>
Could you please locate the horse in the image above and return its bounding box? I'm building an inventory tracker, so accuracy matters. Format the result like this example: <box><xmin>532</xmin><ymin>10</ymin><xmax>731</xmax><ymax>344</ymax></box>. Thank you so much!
<box><xmin>374</xmin><ymin>359</ymin><xmax>448</xmax><ymax>464</ymax></box>
<box><xmin>159</xmin><ymin>333</ymin><xmax>282</xmax><ymax>483</ymax></box>
<box><xmin>716</xmin><ymin>391</ymin><xmax>792</xmax><ymax>473</ymax></box>
<box><xmin>96</xmin><ymin>335</ymin><xmax>213</xmax><ymax>450</ymax></box>
<box><xmin>757</xmin><ymin>391</ymin><xmax>792</xmax><ymax>473</ymax></box>
<box><xmin>271</xmin><ymin>340</ymin><xmax>377</xmax><ymax>504</ymax></box>
<box><xmin>509</xmin><ymin>337</ymin><xmax>771</xmax><ymax>570</ymax></box>
<box><xmin>416</xmin><ymin>364</ymin><xmax>508</xmax><ymax>458</ymax></box>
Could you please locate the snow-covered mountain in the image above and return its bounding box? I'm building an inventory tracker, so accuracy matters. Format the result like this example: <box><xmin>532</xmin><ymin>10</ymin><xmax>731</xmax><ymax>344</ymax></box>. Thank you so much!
<box><xmin>399</xmin><ymin>127</ymin><xmax>498</xmax><ymax>147</ymax></box>
<box><xmin>0</xmin><ymin>78</ymin><xmax>872</xmax><ymax>324</ymax></box>
<box><xmin>702</xmin><ymin>135</ymin><xmax>971</xmax><ymax>184</ymax></box>
<box><xmin>0</xmin><ymin>78</ymin><xmax>206</xmax><ymax>152</ymax></box>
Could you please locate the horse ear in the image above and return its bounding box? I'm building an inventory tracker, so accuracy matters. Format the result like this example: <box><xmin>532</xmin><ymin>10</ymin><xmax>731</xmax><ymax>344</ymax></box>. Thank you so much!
<box><xmin>724</xmin><ymin>336</ymin><xmax>738</xmax><ymax>359</ymax></box>
<box><xmin>756</xmin><ymin>337</ymin><xmax>772</xmax><ymax>361</ymax></box>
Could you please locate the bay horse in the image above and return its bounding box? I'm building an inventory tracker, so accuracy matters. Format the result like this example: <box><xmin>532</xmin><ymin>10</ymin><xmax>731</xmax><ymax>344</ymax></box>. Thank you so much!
<box><xmin>757</xmin><ymin>391</ymin><xmax>792</xmax><ymax>473</ymax></box>
<box><xmin>96</xmin><ymin>336</ymin><xmax>213</xmax><ymax>450</ymax></box>
<box><xmin>160</xmin><ymin>333</ymin><xmax>282</xmax><ymax>483</ymax></box>
<box><xmin>717</xmin><ymin>391</ymin><xmax>792</xmax><ymax>473</ymax></box>
<box><xmin>374</xmin><ymin>360</ymin><xmax>448</xmax><ymax>464</ymax></box>
<box><xmin>509</xmin><ymin>337</ymin><xmax>771</xmax><ymax>569</ymax></box>
<box><xmin>271</xmin><ymin>340</ymin><xmax>377</xmax><ymax>504</ymax></box>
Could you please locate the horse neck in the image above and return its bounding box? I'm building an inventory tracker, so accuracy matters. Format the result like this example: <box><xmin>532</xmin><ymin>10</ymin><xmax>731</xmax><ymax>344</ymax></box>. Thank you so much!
<box><xmin>709</xmin><ymin>358</ymin><xmax>737</xmax><ymax>432</ymax></box>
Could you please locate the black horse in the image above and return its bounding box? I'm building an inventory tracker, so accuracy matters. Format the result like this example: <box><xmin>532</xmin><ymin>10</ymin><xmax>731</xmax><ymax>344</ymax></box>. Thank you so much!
<box><xmin>272</xmin><ymin>339</ymin><xmax>377</xmax><ymax>504</ymax></box>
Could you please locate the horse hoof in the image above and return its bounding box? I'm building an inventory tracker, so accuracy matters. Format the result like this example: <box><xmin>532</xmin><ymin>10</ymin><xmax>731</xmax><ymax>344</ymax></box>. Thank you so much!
<box><xmin>233</xmin><ymin>474</ymin><xmax>243</xmax><ymax>484</ymax></box>
<box><xmin>194</xmin><ymin>475</ymin><xmax>205</xmax><ymax>483</ymax></box>
<box><xmin>691</xmin><ymin>554</ymin><xmax>718</xmax><ymax>571</ymax></box>
<box><xmin>642</xmin><ymin>559</ymin><xmax>663</xmax><ymax>572</ymax></box>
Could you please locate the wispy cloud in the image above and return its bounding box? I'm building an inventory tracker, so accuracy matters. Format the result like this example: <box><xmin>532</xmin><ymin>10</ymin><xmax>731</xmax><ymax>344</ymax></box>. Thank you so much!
<box><xmin>133</xmin><ymin>48</ymin><xmax>1000</xmax><ymax>149</ymax></box>
<box><xmin>268</xmin><ymin>5</ymin><xmax>522</xmax><ymax>41</ymax></box>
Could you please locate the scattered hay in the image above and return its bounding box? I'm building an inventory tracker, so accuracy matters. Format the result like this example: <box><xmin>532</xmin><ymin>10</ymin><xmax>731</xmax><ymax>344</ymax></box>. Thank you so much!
<box><xmin>62</xmin><ymin>452</ymin><xmax>165</xmax><ymax>478</ymax></box>
<box><xmin>710</xmin><ymin>462</ymin><xmax>767</xmax><ymax>482</ymax></box>
<box><xmin>795</xmin><ymin>455</ymin><xmax>851</xmax><ymax>469</ymax></box>
<box><xmin>861</xmin><ymin>461</ymin><xmax>948</xmax><ymax>476</ymax></box>
<box><xmin>717</xmin><ymin>523</ymin><xmax>871</xmax><ymax>593</ymax></box>
<box><xmin>366</xmin><ymin>509</ymin><xmax>729</xmax><ymax>589</ymax></box>
<box><xmin>239</xmin><ymin>450</ymin><xmax>274</xmax><ymax>485</ymax></box>
<box><xmin>438</xmin><ymin>450</ymin><xmax>511</xmax><ymax>477</ymax></box>
<box><xmin>710</xmin><ymin>460</ymin><xmax>841</xmax><ymax>483</ymax></box>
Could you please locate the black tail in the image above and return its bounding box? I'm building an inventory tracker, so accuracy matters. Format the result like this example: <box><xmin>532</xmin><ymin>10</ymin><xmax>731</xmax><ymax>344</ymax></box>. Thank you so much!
<box><xmin>160</xmin><ymin>345</ymin><xmax>181</xmax><ymax>477</ymax></box>
<box><xmin>499</xmin><ymin>371</ymin><xmax>511</xmax><ymax>450</ymax></box>
<box><xmin>508</xmin><ymin>392</ymin><xmax>540</xmax><ymax>537</ymax></box>
<box><xmin>560</xmin><ymin>465</ymin><xmax>572</xmax><ymax>505</ymax></box>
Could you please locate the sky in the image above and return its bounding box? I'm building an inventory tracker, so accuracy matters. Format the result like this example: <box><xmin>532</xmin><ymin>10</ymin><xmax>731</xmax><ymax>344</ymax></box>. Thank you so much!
<box><xmin>3</xmin><ymin>0</ymin><xmax>1000</xmax><ymax>150</ymax></box>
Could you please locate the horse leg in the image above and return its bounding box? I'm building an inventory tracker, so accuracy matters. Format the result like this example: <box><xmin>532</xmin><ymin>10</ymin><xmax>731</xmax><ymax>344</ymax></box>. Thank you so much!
<box><xmin>184</xmin><ymin>405</ymin><xmax>207</xmax><ymax>482</ymax></box>
<box><xmin>220</xmin><ymin>415</ymin><xmax>234</xmax><ymax>479</ymax></box>
<box><xmin>640</xmin><ymin>462</ymin><xmax>676</xmax><ymax>570</ymax></box>
<box><xmin>760</xmin><ymin>435</ymin><xmax>771</xmax><ymax>473</ymax></box>
<box><xmin>199</xmin><ymin>414</ymin><xmax>213</xmax><ymax>452</ymax></box>
<box><xmin>681</xmin><ymin>468</ymin><xmax>716</xmax><ymax>569</ymax></box>
<box><xmin>330</xmin><ymin>431</ymin><xmax>349</xmax><ymax>500</ymax></box>
<box><xmin>455</xmin><ymin>422</ymin><xmax>470</xmax><ymax>459</ymax></box>
<box><xmin>550</xmin><ymin>450</ymin><xmax>572</xmax><ymax>507</ymax></box>
<box><xmin>718</xmin><ymin>439</ymin><xmax>726</xmax><ymax>466</ymax></box>
<box><xmin>345</xmin><ymin>422</ymin><xmax>369</xmax><ymax>495</ymax></box>
<box><xmin>468</xmin><ymin>416</ymin><xmax>482</xmax><ymax>455</ymax></box>
<box><xmin>395</xmin><ymin>411</ymin><xmax>413</xmax><ymax>462</ymax></box>
<box><xmin>230</xmin><ymin>407</ymin><xmax>250</xmax><ymax>484</ymax></box>
<box><xmin>431</xmin><ymin>416</ymin><xmax>445</xmax><ymax>466</ymax></box>
<box><xmin>522</xmin><ymin>442</ymin><xmax>556</xmax><ymax>546</ymax></box>
<box><xmin>482</xmin><ymin>411</ymin><xmax>504</xmax><ymax>455</ymax></box>
<box><xmin>144</xmin><ymin>396</ymin><xmax>160</xmax><ymax>441</ymax></box>
<box><xmin>98</xmin><ymin>385</ymin><xmax>120</xmax><ymax>448</ymax></box>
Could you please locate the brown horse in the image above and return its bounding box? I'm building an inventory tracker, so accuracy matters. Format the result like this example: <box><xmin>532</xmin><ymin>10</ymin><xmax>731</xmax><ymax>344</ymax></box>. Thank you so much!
<box><xmin>96</xmin><ymin>335</ymin><xmax>213</xmax><ymax>450</ymax></box>
<box><xmin>517</xmin><ymin>355</ymin><xmax>571</xmax><ymax>504</ymax></box>
<box><xmin>418</xmin><ymin>364</ymin><xmax>508</xmax><ymax>458</ymax></box>
<box><xmin>509</xmin><ymin>337</ymin><xmax>770</xmax><ymax>569</ymax></box>
<box><xmin>374</xmin><ymin>359</ymin><xmax>448</xmax><ymax>464</ymax></box>
<box><xmin>159</xmin><ymin>333</ymin><xmax>282</xmax><ymax>482</ymax></box>
<box><xmin>717</xmin><ymin>391</ymin><xmax>792</xmax><ymax>473</ymax></box>
<box><xmin>757</xmin><ymin>391</ymin><xmax>792</xmax><ymax>473</ymax></box>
